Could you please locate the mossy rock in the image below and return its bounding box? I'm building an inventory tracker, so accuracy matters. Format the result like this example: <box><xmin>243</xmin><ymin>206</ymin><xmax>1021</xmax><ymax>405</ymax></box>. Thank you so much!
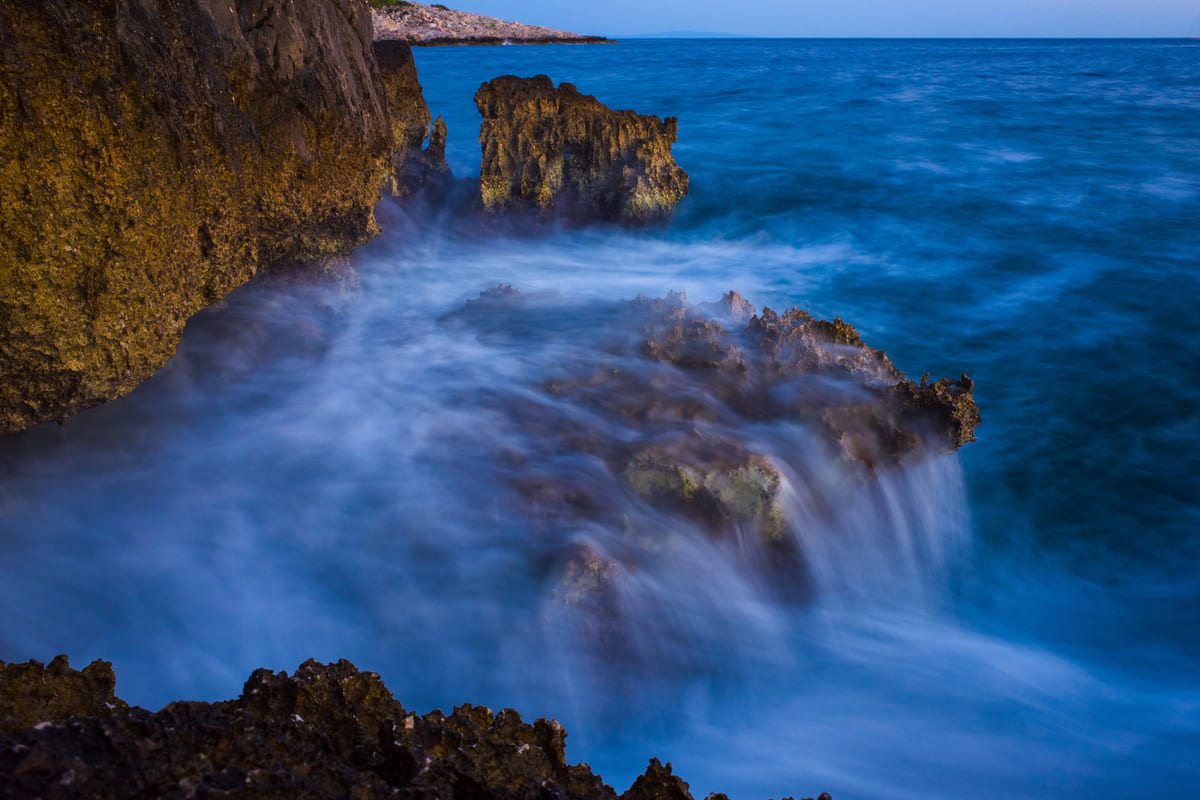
<box><xmin>474</xmin><ymin>75</ymin><xmax>688</xmax><ymax>224</ymax></box>
<box><xmin>0</xmin><ymin>0</ymin><xmax>418</xmax><ymax>434</ymax></box>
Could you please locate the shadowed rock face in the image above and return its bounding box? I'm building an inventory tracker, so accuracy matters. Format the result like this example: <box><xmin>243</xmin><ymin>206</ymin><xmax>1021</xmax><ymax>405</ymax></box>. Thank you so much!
<box><xmin>374</xmin><ymin>37</ymin><xmax>451</xmax><ymax>196</ymax></box>
<box><xmin>475</xmin><ymin>76</ymin><xmax>689</xmax><ymax>223</ymax></box>
<box><xmin>0</xmin><ymin>0</ymin><xmax>421</xmax><ymax>434</ymax></box>
<box><xmin>0</xmin><ymin>656</ymin><xmax>832</xmax><ymax>799</ymax></box>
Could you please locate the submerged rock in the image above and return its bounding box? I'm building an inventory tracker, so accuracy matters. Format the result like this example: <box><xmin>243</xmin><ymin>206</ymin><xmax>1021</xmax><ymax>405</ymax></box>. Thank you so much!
<box><xmin>0</xmin><ymin>656</ymin><xmax>830</xmax><ymax>799</ymax></box>
<box><xmin>475</xmin><ymin>76</ymin><xmax>689</xmax><ymax>223</ymax></box>
<box><xmin>447</xmin><ymin>287</ymin><xmax>980</xmax><ymax>647</ymax></box>
<box><xmin>618</xmin><ymin>291</ymin><xmax>981</xmax><ymax>463</ymax></box>
<box><xmin>621</xmin><ymin>443</ymin><xmax>788</xmax><ymax>544</ymax></box>
<box><xmin>0</xmin><ymin>0</ymin><xmax>433</xmax><ymax>434</ymax></box>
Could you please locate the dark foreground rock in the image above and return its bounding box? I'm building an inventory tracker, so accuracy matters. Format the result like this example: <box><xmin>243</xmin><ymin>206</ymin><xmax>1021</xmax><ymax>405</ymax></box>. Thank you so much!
<box><xmin>0</xmin><ymin>0</ymin><xmax>430</xmax><ymax>434</ymax></box>
<box><xmin>475</xmin><ymin>76</ymin><xmax>689</xmax><ymax>223</ymax></box>
<box><xmin>0</xmin><ymin>656</ymin><xmax>127</xmax><ymax>735</ymax></box>
<box><xmin>0</xmin><ymin>656</ymin><xmax>830</xmax><ymax>800</ymax></box>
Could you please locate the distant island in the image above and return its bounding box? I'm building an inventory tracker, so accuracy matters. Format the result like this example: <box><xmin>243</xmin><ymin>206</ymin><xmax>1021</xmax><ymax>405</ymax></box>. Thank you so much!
<box><xmin>616</xmin><ymin>31</ymin><xmax>755</xmax><ymax>38</ymax></box>
<box><xmin>370</xmin><ymin>1</ymin><xmax>612</xmax><ymax>45</ymax></box>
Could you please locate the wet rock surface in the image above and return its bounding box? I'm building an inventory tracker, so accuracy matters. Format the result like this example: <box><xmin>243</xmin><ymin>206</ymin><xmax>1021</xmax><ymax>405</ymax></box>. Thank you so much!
<box><xmin>0</xmin><ymin>656</ymin><xmax>829</xmax><ymax>799</ymax></box>
<box><xmin>447</xmin><ymin>287</ymin><xmax>980</xmax><ymax>650</ymax></box>
<box><xmin>0</xmin><ymin>0</ymin><xmax>427</xmax><ymax>434</ymax></box>
<box><xmin>475</xmin><ymin>77</ymin><xmax>689</xmax><ymax>224</ymax></box>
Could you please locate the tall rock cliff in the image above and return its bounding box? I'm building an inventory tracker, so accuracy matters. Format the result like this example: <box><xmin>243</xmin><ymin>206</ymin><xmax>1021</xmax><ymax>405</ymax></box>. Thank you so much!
<box><xmin>0</xmin><ymin>0</ymin><xmax>429</xmax><ymax>434</ymax></box>
<box><xmin>475</xmin><ymin>75</ymin><xmax>689</xmax><ymax>224</ymax></box>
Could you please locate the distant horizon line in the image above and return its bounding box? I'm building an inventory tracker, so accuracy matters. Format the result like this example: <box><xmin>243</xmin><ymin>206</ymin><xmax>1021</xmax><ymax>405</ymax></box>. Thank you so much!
<box><xmin>605</xmin><ymin>33</ymin><xmax>1199</xmax><ymax>41</ymax></box>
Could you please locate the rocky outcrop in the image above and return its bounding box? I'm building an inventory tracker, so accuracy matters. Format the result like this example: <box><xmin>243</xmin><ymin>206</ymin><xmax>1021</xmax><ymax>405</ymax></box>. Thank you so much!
<box><xmin>372</xmin><ymin>1</ymin><xmax>612</xmax><ymax>46</ymax></box>
<box><xmin>475</xmin><ymin>76</ymin><xmax>689</xmax><ymax>224</ymax></box>
<box><xmin>374</xmin><ymin>38</ymin><xmax>451</xmax><ymax>196</ymax></box>
<box><xmin>0</xmin><ymin>0</ymin><xmax>425</xmax><ymax>434</ymax></box>
<box><xmin>0</xmin><ymin>656</ymin><xmax>127</xmax><ymax>735</ymax></box>
<box><xmin>0</xmin><ymin>656</ymin><xmax>831</xmax><ymax>799</ymax></box>
<box><xmin>449</xmin><ymin>288</ymin><xmax>979</xmax><ymax>636</ymax></box>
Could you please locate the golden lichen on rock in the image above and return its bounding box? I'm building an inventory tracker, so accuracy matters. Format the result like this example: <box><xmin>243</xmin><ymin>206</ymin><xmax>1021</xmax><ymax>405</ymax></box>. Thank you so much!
<box><xmin>373</xmin><ymin>37</ymin><xmax>451</xmax><ymax>196</ymax></box>
<box><xmin>0</xmin><ymin>0</ymin><xmax>408</xmax><ymax>434</ymax></box>
<box><xmin>474</xmin><ymin>75</ymin><xmax>689</xmax><ymax>223</ymax></box>
<box><xmin>621</xmin><ymin>446</ymin><xmax>787</xmax><ymax>544</ymax></box>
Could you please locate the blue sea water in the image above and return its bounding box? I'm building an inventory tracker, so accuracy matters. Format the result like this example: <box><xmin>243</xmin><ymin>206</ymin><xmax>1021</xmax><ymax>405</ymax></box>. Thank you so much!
<box><xmin>2</xmin><ymin>39</ymin><xmax>1199</xmax><ymax>799</ymax></box>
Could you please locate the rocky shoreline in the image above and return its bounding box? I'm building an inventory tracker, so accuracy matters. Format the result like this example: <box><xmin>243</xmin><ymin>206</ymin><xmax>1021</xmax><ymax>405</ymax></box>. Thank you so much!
<box><xmin>0</xmin><ymin>0</ymin><xmax>677</xmax><ymax>434</ymax></box>
<box><xmin>0</xmin><ymin>0</ymin><xmax>403</xmax><ymax>433</ymax></box>
<box><xmin>0</xmin><ymin>2</ymin><xmax>976</xmax><ymax>796</ymax></box>
<box><xmin>371</xmin><ymin>1</ymin><xmax>613</xmax><ymax>46</ymax></box>
<box><xmin>0</xmin><ymin>656</ymin><xmax>831</xmax><ymax>800</ymax></box>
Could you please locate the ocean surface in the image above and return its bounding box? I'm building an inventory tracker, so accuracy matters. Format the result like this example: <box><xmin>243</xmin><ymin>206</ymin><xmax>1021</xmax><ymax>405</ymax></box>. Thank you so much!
<box><xmin>3</xmin><ymin>39</ymin><xmax>1199</xmax><ymax>799</ymax></box>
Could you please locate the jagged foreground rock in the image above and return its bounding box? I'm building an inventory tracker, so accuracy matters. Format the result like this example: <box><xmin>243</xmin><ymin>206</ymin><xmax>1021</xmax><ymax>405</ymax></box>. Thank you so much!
<box><xmin>0</xmin><ymin>0</ymin><xmax>440</xmax><ymax>434</ymax></box>
<box><xmin>0</xmin><ymin>656</ymin><xmax>831</xmax><ymax>800</ymax></box>
<box><xmin>475</xmin><ymin>76</ymin><xmax>689</xmax><ymax>223</ymax></box>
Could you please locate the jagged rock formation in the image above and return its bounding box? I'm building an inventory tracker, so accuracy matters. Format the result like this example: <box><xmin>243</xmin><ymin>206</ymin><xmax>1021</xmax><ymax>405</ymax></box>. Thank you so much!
<box><xmin>0</xmin><ymin>656</ymin><xmax>831</xmax><ymax>800</ymax></box>
<box><xmin>0</xmin><ymin>0</ymin><xmax>430</xmax><ymax>434</ymax></box>
<box><xmin>448</xmin><ymin>288</ymin><xmax>980</xmax><ymax>640</ymax></box>
<box><xmin>374</xmin><ymin>38</ymin><xmax>451</xmax><ymax>196</ymax></box>
<box><xmin>0</xmin><ymin>656</ymin><xmax>127</xmax><ymax>735</ymax></box>
<box><xmin>475</xmin><ymin>76</ymin><xmax>689</xmax><ymax>223</ymax></box>
<box><xmin>372</xmin><ymin>1</ymin><xmax>612</xmax><ymax>46</ymax></box>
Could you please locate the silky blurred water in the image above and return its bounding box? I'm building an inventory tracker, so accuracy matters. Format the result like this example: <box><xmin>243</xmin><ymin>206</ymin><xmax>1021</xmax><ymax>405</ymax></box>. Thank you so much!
<box><xmin>2</xmin><ymin>39</ymin><xmax>1199</xmax><ymax>799</ymax></box>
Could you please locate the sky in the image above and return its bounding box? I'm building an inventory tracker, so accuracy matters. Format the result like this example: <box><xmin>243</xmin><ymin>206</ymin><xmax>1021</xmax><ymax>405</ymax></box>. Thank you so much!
<box><xmin>454</xmin><ymin>1</ymin><xmax>1200</xmax><ymax>38</ymax></box>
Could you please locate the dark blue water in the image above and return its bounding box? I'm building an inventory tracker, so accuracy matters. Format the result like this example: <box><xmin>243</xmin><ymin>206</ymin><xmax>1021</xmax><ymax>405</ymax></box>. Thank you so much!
<box><xmin>2</xmin><ymin>39</ymin><xmax>1199</xmax><ymax>799</ymax></box>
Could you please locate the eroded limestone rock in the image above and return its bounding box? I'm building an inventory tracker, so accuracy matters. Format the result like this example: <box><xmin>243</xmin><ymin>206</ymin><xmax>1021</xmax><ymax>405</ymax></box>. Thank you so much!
<box><xmin>374</xmin><ymin>38</ymin><xmax>452</xmax><ymax>196</ymax></box>
<box><xmin>0</xmin><ymin>0</ymin><xmax>431</xmax><ymax>434</ymax></box>
<box><xmin>617</xmin><ymin>291</ymin><xmax>980</xmax><ymax>463</ymax></box>
<box><xmin>621</xmin><ymin>443</ymin><xmax>788</xmax><ymax>544</ymax></box>
<box><xmin>1</xmin><ymin>656</ymin><xmax>826</xmax><ymax>799</ymax></box>
<box><xmin>448</xmin><ymin>287</ymin><xmax>980</xmax><ymax>574</ymax></box>
<box><xmin>475</xmin><ymin>76</ymin><xmax>689</xmax><ymax>223</ymax></box>
<box><xmin>0</xmin><ymin>656</ymin><xmax>127</xmax><ymax>735</ymax></box>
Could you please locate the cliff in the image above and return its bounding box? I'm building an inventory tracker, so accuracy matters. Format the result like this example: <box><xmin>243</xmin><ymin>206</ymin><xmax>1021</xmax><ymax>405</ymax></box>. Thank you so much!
<box><xmin>372</xmin><ymin>1</ymin><xmax>612</xmax><ymax>46</ymax></box>
<box><xmin>476</xmin><ymin>76</ymin><xmax>689</xmax><ymax>223</ymax></box>
<box><xmin>0</xmin><ymin>0</ymin><xmax>433</xmax><ymax>434</ymax></box>
<box><xmin>0</xmin><ymin>656</ymin><xmax>832</xmax><ymax>800</ymax></box>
